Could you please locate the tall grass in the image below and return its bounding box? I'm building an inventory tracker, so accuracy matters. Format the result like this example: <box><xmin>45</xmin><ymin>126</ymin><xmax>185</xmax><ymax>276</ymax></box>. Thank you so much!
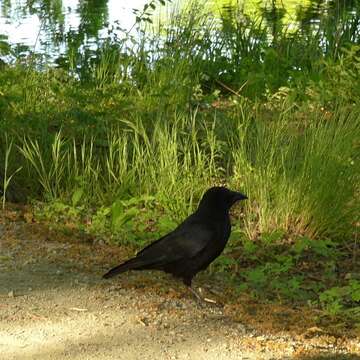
<box><xmin>0</xmin><ymin>1</ymin><xmax>359</xmax><ymax>244</ymax></box>
<box><xmin>18</xmin><ymin>113</ymin><xmax>221</xmax><ymax>219</ymax></box>
<box><xmin>14</xmin><ymin>104</ymin><xmax>359</xmax><ymax>241</ymax></box>
<box><xmin>1</xmin><ymin>135</ymin><xmax>22</xmax><ymax>209</ymax></box>
<box><xmin>19</xmin><ymin>132</ymin><xmax>66</xmax><ymax>199</ymax></box>
<box><xmin>230</xmin><ymin>105</ymin><xmax>359</xmax><ymax>240</ymax></box>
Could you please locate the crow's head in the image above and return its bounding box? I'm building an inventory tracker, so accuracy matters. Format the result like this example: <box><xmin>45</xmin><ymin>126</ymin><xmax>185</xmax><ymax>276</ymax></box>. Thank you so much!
<box><xmin>198</xmin><ymin>186</ymin><xmax>247</xmax><ymax>214</ymax></box>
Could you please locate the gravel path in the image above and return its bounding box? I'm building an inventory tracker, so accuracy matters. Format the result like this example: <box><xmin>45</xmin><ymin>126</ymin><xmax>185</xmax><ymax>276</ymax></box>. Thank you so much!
<box><xmin>0</xmin><ymin>220</ymin><xmax>359</xmax><ymax>360</ymax></box>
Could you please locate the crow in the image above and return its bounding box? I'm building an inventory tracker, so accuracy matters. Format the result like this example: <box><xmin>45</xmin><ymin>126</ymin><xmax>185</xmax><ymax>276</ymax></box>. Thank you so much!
<box><xmin>103</xmin><ymin>186</ymin><xmax>247</xmax><ymax>301</ymax></box>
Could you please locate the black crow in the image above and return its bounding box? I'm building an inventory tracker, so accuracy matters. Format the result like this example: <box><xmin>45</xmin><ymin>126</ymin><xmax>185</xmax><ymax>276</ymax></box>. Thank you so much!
<box><xmin>103</xmin><ymin>186</ymin><xmax>247</xmax><ymax>301</ymax></box>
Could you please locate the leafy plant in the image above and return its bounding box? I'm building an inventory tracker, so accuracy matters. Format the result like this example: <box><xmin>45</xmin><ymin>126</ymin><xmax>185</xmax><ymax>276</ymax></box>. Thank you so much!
<box><xmin>1</xmin><ymin>135</ymin><xmax>22</xmax><ymax>209</ymax></box>
<box><xmin>319</xmin><ymin>280</ymin><xmax>360</xmax><ymax>318</ymax></box>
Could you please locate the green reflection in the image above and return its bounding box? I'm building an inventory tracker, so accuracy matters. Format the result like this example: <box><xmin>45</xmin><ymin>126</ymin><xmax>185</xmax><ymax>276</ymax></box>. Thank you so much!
<box><xmin>0</xmin><ymin>0</ymin><xmax>359</xmax><ymax>61</ymax></box>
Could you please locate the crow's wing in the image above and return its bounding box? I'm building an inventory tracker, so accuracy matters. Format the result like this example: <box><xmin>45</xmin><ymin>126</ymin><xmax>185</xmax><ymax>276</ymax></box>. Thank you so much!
<box><xmin>135</xmin><ymin>222</ymin><xmax>213</xmax><ymax>266</ymax></box>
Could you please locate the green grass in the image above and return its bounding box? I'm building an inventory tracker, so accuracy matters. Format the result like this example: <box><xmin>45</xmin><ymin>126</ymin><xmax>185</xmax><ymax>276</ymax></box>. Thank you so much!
<box><xmin>6</xmin><ymin>104</ymin><xmax>358</xmax><ymax>244</ymax></box>
<box><xmin>0</xmin><ymin>0</ymin><xmax>359</xmax><ymax>240</ymax></box>
<box><xmin>17</xmin><ymin>114</ymin><xmax>218</xmax><ymax>216</ymax></box>
<box><xmin>229</xmin><ymin>105</ymin><xmax>359</xmax><ymax>240</ymax></box>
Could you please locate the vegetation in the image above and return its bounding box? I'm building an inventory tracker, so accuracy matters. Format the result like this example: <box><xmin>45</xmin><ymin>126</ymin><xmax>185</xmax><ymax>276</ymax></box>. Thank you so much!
<box><xmin>0</xmin><ymin>0</ymin><xmax>359</xmax><ymax>331</ymax></box>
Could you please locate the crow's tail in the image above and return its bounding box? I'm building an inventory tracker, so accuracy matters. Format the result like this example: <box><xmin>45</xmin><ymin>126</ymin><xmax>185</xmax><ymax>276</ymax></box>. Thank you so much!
<box><xmin>103</xmin><ymin>252</ymin><xmax>169</xmax><ymax>279</ymax></box>
<box><xmin>102</xmin><ymin>258</ymin><xmax>143</xmax><ymax>279</ymax></box>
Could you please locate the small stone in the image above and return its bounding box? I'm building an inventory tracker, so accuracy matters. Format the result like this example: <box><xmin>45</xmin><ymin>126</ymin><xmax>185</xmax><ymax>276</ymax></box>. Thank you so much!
<box><xmin>139</xmin><ymin>317</ymin><xmax>150</xmax><ymax>326</ymax></box>
<box><xmin>8</xmin><ymin>290</ymin><xmax>14</xmax><ymax>297</ymax></box>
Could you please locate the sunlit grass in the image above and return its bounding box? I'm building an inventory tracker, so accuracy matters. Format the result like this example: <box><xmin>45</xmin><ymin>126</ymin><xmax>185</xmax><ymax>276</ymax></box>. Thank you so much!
<box><xmin>0</xmin><ymin>0</ymin><xmax>359</xmax><ymax>242</ymax></box>
<box><xmin>230</xmin><ymin>105</ymin><xmax>359</xmax><ymax>240</ymax></box>
<box><xmin>13</xmin><ymin>104</ymin><xmax>359</xmax><ymax>242</ymax></box>
<box><xmin>1</xmin><ymin>135</ymin><xmax>22</xmax><ymax>209</ymax></box>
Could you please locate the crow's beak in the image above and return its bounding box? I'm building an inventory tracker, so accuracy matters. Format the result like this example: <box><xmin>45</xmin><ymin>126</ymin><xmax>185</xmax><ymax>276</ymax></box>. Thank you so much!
<box><xmin>233</xmin><ymin>192</ymin><xmax>248</xmax><ymax>201</ymax></box>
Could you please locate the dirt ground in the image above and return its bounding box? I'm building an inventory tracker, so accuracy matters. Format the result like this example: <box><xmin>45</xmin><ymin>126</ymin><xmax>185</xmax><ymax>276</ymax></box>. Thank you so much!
<box><xmin>0</xmin><ymin>215</ymin><xmax>359</xmax><ymax>360</ymax></box>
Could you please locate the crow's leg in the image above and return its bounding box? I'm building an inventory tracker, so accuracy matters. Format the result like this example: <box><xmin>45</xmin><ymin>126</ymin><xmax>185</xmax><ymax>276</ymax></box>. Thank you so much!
<box><xmin>182</xmin><ymin>278</ymin><xmax>217</xmax><ymax>304</ymax></box>
<box><xmin>187</xmin><ymin>285</ymin><xmax>204</xmax><ymax>302</ymax></box>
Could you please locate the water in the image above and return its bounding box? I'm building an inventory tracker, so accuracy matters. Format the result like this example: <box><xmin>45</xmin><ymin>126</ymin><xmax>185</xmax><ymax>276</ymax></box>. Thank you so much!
<box><xmin>0</xmin><ymin>0</ymin><xmax>151</xmax><ymax>61</ymax></box>
<box><xmin>0</xmin><ymin>0</ymin><xmax>359</xmax><ymax>63</ymax></box>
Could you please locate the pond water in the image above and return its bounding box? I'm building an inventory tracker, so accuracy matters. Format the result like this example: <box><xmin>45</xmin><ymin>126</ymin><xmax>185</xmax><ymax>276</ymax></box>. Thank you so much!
<box><xmin>0</xmin><ymin>0</ymin><xmax>151</xmax><ymax>59</ymax></box>
<box><xmin>0</xmin><ymin>0</ymin><xmax>359</xmax><ymax>62</ymax></box>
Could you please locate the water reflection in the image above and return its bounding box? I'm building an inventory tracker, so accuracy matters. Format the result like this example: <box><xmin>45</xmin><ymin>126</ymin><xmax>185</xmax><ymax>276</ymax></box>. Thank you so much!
<box><xmin>0</xmin><ymin>0</ymin><xmax>359</xmax><ymax>63</ymax></box>
<box><xmin>0</xmin><ymin>0</ymin><xmax>147</xmax><ymax>60</ymax></box>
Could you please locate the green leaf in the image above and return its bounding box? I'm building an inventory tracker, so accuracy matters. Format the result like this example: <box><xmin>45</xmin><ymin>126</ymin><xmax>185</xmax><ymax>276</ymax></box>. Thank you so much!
<box><xmin>243</xmin><ymin>239</ymin><xmax>258</xmax><ymax>256</ymax></box>
<box><xmin>158</xmin><ymin>216</ymin><xmax>177</xmax><ymax>233</ymax></box>
<box><xmin>292</xmin><ymin>236</ymin><xmax>311</xmax><ymax>254</ymax></box>
<box><xmin>350</xmin><ymin>280</ymin><xmax>360</xmax><ymax>302</ymax></box>
<box><xmin>246</xmin><ymin>267</ymin><xmax>266</xmax><ymax>286</ymax></box>
<box><xmin>72</xmin><ymin>188</ymin><xmax>84</xmax><ymax>206</ymax></box>
<box><xmin>111</xmin><ymin>200</ymin><xmax>139</xmax><ymax>231</ymax></box>
<box><xmin>261</xmin><ymin>230</ymin><xmax>285</xmax><ymax>245</ymax></box>
<box><xmin>111</xmin><ymin>200</ymin><xmax>124</xmax><ymax>228</ymax></box>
